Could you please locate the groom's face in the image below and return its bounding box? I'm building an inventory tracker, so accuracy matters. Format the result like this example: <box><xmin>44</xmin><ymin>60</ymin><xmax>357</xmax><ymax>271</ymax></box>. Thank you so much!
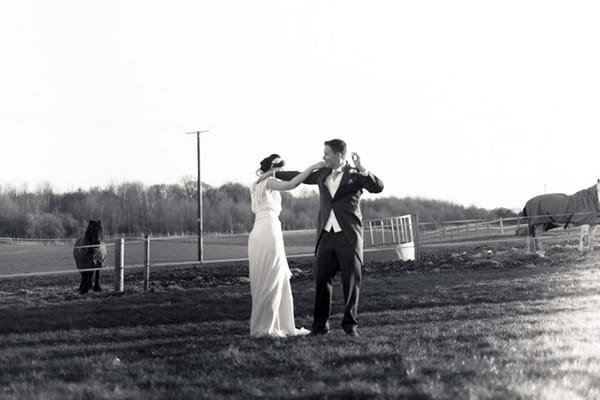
<box><xmin>323</xmin><ymin>145</ymin><xmax>343</xmax><ymax>169</ymax></box>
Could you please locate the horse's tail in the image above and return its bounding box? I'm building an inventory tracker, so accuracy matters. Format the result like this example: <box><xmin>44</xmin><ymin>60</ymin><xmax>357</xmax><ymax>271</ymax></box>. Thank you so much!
<box><xmin>564</xmin><ymin>213</ymin><xmax>574</xmax><ymax>230</ymax></box>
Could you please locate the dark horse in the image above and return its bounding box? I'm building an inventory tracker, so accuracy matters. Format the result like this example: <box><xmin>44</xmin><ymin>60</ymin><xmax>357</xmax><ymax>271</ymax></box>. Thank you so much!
<box><xmin>522</xmin><ymin>180</ymin><xmax>600</xmax><ymax>256</ymax></box>
<box><xmin>73</xmin><ymin>220</ymin><xmax>107</xmax><ymax>294</ymax></box>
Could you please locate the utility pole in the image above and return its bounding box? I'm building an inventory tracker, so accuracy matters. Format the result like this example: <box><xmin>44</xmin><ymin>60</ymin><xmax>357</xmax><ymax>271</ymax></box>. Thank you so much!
<box><xmin>186</xmin><ymin>130</ymin><xmax>209</xmax><ymax>262</ymax></box>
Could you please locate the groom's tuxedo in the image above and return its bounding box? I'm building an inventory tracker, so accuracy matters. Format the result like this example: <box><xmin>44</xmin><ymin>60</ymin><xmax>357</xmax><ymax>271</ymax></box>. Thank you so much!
<box><xmin>278</xmin><ymin>164</ymin><xmax>383</xmax><ymax>263</ymax></box>
<box><xmin>276</xmin><ymin>164</ymin><xmax>383</xmax><ymax>334</ymax></box>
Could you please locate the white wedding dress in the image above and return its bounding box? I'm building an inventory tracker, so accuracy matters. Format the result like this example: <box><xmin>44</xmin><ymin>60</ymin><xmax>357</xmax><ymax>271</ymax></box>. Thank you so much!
<box><xmin>248</xmin><ymin>178</ymin><xmax>310</xmax><ymax>337</ymax></box>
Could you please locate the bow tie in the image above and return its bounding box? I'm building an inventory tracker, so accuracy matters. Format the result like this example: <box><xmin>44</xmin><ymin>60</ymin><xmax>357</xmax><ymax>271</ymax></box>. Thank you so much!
<box><xmin>331</xmin><ymin>169</ymin><xmax>343</xmax><ymax>178</ymax></box>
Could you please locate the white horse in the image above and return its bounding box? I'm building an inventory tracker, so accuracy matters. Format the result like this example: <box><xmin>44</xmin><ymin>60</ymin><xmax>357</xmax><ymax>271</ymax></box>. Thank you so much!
<box><xmin>523</xmin><ymin>180</ymin><xmax>600</xmax><ymax>256</ymax></box>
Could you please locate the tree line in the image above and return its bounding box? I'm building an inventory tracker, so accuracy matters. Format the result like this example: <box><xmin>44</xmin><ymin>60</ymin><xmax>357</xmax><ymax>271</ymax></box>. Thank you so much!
<box><xmin>0</xmin><ymin>179</ymin><xmax>517</xmax><ymax>239</ymax></box>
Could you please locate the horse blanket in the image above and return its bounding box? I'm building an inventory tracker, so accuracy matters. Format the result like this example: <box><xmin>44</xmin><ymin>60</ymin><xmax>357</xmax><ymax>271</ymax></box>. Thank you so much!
<box><xmin>524</xmin><ymin>185</ymin><xmax>600</xmax><ymax>231</ymax></box>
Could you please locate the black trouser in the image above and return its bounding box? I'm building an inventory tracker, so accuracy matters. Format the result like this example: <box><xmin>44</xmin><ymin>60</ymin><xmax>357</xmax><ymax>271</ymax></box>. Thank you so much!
<box><xmin>312</xmin><ymin>230</ymin><xmax>362</xmax><ymax>333</ymax></box>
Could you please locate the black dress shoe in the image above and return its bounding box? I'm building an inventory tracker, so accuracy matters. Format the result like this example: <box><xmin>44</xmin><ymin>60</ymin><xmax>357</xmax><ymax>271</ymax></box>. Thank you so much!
<box><xmin>309</xmin><ymin>329</ymin><xmax>329</xmax><ymax>336</ymax></box>
<box><xmin>345</xmin><ymin>328</ymin><xmax>360</xmax><ymax>337</ymax></box>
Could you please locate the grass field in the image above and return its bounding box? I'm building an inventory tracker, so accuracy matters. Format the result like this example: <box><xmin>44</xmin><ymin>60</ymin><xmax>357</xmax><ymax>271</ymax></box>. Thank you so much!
<box><xmin>1</xmin><ymin>241</ymin><xmax>600</xmax><ymax>399</ymax></box>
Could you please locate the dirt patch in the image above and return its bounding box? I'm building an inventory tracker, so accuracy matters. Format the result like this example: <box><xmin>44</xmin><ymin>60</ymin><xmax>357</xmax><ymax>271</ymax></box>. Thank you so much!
<box><xmin>2</xmin><ymin>241</ymin><xmax>597</xmax><ymax>307</ymax></box>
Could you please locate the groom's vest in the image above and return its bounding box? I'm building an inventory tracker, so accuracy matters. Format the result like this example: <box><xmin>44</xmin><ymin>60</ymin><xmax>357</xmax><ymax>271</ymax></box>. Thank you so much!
<box><xmin>277</xmin><ymin>166</ymin><xmax>383</xmax><ymax>264</ymax></box>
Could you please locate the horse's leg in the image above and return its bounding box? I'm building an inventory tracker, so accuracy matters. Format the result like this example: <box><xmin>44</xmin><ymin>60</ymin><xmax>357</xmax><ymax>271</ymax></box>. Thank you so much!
<box><xmin>579</xmin><ymin>225</ymin><xmax>589</xmax><ymax>252</ymax></box>
<box><xmin>527</xmin><ymin>224</ymin><xmax>539</xmax><ymax>254</ymax></box>
<box><xmin>590</xmin><ymin>225</ymin><xmax>598</xmax><ymax>251</ymax></box>
<box><xmin>86</xmin><ymin>271</ymin><xmax>94</xmax><ymax>292</ymax></box>
<box><xmin>78</xmin><ymin>272</ymin><xmax>86</xmax><ymax>293</ymax></box>
<box><xmin>534</xmin><ymin>225</ymin><xmax>545</xmax><ymax>257</ymax></box>
<box><xmin>93</xmin><ymin>270</ymin><xmax>102</xmax><ymax>292</ymax></box>
<box><xmin>79</xmin><ymin>272</ymin><xmax>91</xmax><ymax>294</ymax></box>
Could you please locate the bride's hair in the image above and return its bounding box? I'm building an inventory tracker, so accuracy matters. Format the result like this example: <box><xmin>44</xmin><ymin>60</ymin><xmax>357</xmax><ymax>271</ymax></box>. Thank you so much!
<box><xmin>259</xmin><ymin>154</ymin><xmax>285</xmax><ymax>173</ymax></box>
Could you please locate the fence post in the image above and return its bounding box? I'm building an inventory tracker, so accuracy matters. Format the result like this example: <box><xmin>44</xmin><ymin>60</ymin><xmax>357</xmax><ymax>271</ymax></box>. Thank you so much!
<box><xmin>380</xmin><ymin>220</ymin><xmax>385</xmax><ymax>244</ymax></box>
<box><xmin>412</xmin><ymin>214</ymin><xmax>421</xmax><ymax>268</ymax></box>
<box><xmin>369</xmin><ymin>220</ymin><xmax>374</xmax><ymax>245</ymax></box>
<box><xmin>114</xmin><ymin>238</ymin><xmax>124</xmax><ymax>293</ymax></box>
<box><xmin>144</xmin><ymin>234</ymin><xmax>151</xmax><ymax>291</ymax></box>
<box><xmin>499</xmin><ymin>218</ymin><xmax>504</xmax><ymax>235</ymax></box>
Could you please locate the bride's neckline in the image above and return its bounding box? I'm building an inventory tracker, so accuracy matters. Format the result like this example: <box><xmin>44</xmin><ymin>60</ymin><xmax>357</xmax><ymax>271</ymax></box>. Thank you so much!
<box><xmin>255</xmin><ymin>171</ymin><xmax>273</xmax><ymax>185</ymax></box>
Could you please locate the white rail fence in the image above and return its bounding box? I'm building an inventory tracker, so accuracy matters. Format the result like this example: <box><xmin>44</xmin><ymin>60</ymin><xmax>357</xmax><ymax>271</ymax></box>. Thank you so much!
<box><xmin>419</xmin><ymin>217</ymin><xmax>518</xmax><ymax>242</ymax></box>
<box><xmin>418</xmin><ymin>214</ymin><xmax>598</xmax><ymax>244</ymax></box>
<box><xmin>364</xmin><ymin>212</ymin><xmax>597</xmax><ymax>255</ymax></box>
<box><xmin>0</xmin><ymin>236</ymin><xmax>154</xmax><ymax>292</ymax></box>
<box><xmin>1</xmin><ymin>213</ymin><xmax>598</xmax><ymax>292</ymax></box>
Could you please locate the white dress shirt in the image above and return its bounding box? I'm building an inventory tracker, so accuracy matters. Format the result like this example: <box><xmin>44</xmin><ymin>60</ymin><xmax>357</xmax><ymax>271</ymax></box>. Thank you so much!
<box><xmin>324</xmin><ymin>165</ymin><xmax>344</xmax><ymax>233</ymax></box>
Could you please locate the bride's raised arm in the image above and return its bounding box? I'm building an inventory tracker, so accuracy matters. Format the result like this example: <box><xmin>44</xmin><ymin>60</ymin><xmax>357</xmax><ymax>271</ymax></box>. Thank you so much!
<box><xmin>267</xmin><ymin>161</ymin><xmax>325</xmax><ymax>192</ymax></box>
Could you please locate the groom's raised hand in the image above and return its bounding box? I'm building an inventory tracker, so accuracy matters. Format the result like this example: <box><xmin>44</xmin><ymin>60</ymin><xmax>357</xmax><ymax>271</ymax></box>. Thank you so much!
<box><xmin>351</xmin><ymin>152</ymin><xmax>367</xmax><ymax>174</ymax></box>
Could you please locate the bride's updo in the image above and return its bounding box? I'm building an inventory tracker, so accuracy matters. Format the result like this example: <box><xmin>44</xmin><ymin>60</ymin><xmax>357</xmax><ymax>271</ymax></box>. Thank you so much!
<box><xmin>259</xmin><ymin>154</ymin><xmax>285</xmax><ymax>173</ymax></box>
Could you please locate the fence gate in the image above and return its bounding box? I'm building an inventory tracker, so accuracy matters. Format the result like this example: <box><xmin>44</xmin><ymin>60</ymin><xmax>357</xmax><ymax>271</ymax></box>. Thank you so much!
<box><xmin>365</xmin><ymin>214</ymin><xmax>419</xmax><ymax>262</ymax></box>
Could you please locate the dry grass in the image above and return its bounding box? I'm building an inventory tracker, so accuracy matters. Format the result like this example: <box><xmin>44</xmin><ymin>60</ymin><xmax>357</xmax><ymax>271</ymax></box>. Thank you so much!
<box><xmin>1</xmin><ymin>243</ymin><xmax>600</xmax><ymax>399</ymax></box>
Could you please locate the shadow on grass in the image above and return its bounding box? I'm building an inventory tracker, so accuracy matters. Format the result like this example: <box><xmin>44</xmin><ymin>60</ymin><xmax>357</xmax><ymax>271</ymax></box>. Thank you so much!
<box><xmin>0</xmin><ymin>285</ymin><xmax>251</xmax><ymax>335</ymax></box>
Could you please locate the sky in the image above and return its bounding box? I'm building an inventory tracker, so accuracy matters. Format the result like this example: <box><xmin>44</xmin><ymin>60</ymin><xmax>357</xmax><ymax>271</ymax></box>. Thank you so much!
<box><xmin>1</xmin><ymin>0</ymin><xmax>600</xmax><ymax>211</ymax></box>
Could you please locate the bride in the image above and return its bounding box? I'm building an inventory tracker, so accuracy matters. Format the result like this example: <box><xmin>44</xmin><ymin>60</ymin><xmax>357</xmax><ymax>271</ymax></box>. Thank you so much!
<box><xmin>248</xmin><ymin>154</ymin><xmax>325</xmax><ymax>337</ymax></box>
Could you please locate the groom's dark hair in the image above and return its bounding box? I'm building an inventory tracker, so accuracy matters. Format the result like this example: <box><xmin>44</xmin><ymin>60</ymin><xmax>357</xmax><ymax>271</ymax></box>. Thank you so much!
<box><xmin>325</xmin><ymin>139</ymin><xmax>347</xmax><ymax>156</ymax></box>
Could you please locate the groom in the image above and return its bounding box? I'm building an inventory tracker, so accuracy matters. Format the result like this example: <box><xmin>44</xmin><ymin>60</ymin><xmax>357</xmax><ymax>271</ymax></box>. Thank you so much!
<box><xmin>276</xmin><ymin>139</ymin><xmax>384</xmax><ymax>336</ymax></box>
